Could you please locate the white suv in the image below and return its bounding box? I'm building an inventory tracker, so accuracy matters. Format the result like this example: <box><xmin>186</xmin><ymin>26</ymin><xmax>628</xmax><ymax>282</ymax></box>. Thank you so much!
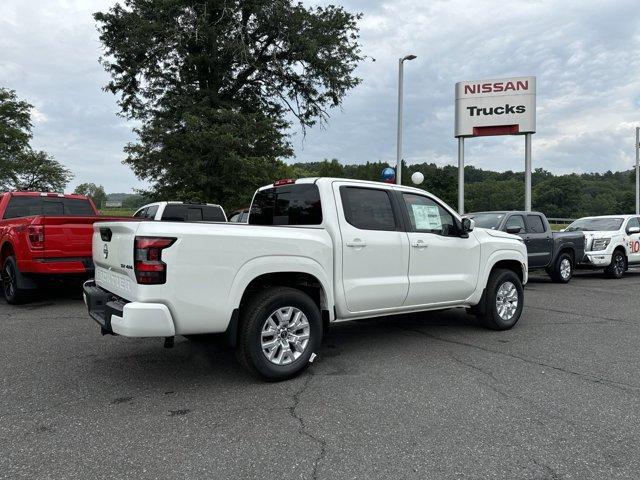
<box><xmin>566</xmin><ymin>215</ymin><xmax>640</xmax><ymax>278</ymax></box>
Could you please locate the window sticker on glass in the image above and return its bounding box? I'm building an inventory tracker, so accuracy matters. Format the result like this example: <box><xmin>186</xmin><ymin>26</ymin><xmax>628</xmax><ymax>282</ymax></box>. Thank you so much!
<box><xmin>412</xmin><ymin>204</ymin><xmax>441</xmax><ymax>230</ymax></box>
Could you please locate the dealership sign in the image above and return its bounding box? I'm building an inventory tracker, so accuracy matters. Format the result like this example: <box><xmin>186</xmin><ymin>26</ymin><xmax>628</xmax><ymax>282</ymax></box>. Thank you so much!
<box><xmin>455</xmin><ymin>76</ymin><xmax>536</xmax><ymax>137</ymax></box>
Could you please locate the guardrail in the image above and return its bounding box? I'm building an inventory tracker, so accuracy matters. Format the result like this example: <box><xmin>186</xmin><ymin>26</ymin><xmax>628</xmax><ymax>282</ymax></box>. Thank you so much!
<box><xmin>547</xmin><ymin>217</ymin><xmax>576</xmax><ymax>225</ymax></box>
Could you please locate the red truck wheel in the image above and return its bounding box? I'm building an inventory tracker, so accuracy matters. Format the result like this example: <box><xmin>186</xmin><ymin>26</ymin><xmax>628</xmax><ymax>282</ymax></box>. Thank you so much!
<box><xmin>2</xmin><ymin>256</ymin><xmax>27</xmax><ymax>305</ymax></box>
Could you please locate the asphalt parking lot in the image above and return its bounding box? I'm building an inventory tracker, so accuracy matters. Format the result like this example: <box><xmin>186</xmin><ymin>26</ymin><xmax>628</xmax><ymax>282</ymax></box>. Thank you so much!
<box><xmin>2</xmin><ymin>271</ymin><xmax>640</xmax><ymax>480</ymax></box>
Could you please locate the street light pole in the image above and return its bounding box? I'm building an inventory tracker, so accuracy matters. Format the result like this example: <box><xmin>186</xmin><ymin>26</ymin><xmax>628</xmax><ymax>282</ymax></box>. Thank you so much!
<box><xmin>396</xmin><ymin>54</ymin><xmax>416</xmax><ymax>185</ymax></box>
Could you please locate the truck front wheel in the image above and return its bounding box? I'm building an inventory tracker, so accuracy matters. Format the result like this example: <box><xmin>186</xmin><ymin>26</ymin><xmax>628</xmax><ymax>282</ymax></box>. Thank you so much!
<box><xmin>479</xmin><ymin>269</ymin><xmax>524</xmax><ymax>330</ymax></box>
<box><xmin>604</xmin><ymin>250</ymin><xmax>626</xmax><ymax>279</ymax></box>
<box><xmin>551</xmin><ymin>253</ymin><xmax>573</xmax><ymax>283</ymax></box>
<box><xmin>2</xmin><ymin>256</ymin><xmax>27</xmax><ymax>305</ymax></box>
<box><xmin>236</xmin><ymin>287</ymin><xmax>322</xmax><ymax>381</ymax></box>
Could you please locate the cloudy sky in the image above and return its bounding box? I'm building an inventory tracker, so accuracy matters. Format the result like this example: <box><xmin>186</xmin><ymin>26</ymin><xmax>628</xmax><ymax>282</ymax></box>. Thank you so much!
<box><xmin>1</xmin><ymin>0</ymin><xmax>639</xmax><ymax>193</ymax></box>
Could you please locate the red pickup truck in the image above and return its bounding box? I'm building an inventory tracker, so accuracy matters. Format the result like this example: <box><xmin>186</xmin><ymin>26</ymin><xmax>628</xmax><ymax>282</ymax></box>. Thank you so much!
<box><xmin>0</xmin><ymin>191</ymin><xmax>124</xmax><ymax>304</ymax></box>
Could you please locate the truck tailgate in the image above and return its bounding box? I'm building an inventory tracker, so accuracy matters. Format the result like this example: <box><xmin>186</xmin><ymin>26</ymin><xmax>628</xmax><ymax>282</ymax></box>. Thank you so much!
<box><xmin>41</xmin><ymin>216</ymin><xmax>101</xmax><ymax>259</ymax></box>
<box><xmin>93</xmin><ymin>221</ymin><xmax>141</xmax><ymax>301</ymax></box>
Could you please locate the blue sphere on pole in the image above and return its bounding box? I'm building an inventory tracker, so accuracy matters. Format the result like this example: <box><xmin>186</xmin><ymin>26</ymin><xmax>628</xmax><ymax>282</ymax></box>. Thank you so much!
<box><xmin>381</xmin><ymin>167</ymin><xmax>396</xmax><ymax>183</ymax></box>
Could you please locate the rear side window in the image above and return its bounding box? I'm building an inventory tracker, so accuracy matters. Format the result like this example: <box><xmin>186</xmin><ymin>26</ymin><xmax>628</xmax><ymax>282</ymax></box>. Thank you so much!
<box><xmin>2</xmin><ymin>196</ymin><xmax>94</xmax><ymax>219</ymax></box>
<box><xmin>526</xmin><ymin>215</ymin><xmax>545</xmax><ymax>233</ymax></box>
<box><xmin>250</xmin><ymin>184</ymin><xmax>322</xmax><ymax>226</ymax></box>
<box><xmin>202</xmin><ymin>206</ymin><xmax>226</xmax><ymax>222</ymax></box>
<box><xmin>340</xmin><ymin>187</ymin><xmax>397</xmax><ymax>231</ymax></box>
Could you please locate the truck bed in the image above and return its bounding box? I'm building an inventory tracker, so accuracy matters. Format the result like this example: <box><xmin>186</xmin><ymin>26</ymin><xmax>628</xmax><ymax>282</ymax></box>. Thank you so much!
<box><xmin>92</xmin><ymin>220</ymin><xmax>333</xmax><ymax>334</ymax></box>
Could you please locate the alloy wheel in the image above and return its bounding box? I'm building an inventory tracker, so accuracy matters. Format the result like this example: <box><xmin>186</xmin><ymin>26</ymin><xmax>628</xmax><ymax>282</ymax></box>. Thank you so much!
<box><xmin>613</xmin><ymin>254</ymin><xmax>625</xmax><ymax>276</ymax></box>
<box><xmin>260</xmin><ymin>306</ymin><xmax>311</xmax><ymax>366</ymax></box>
<box><xmin>496</xmin><ymin>281</ymin><xmax>518</xmax><ymax>321</ymax></box>
<box><xmin>2</xmin><ymin>263</ymin><xmax>16</xmax><ymax>299</ymax></box>
<box><xmin>560</xmin><ymin>258</ymin><xmax>571</xmax><ymax>280</ymax></box>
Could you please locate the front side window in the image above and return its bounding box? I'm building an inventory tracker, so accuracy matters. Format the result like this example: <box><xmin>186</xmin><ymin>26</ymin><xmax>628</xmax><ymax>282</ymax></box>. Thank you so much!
<box><xmin>402</xmin><ymin>193</ymin><xmax>457</xmax><ymax>236</ymax></box>
<box><xmin>626</xmin><ymin>217</ymin><xmax>640</xmax><ymax>232</ymax></box>
<box><xmin>145</xmin><ymin>205</ymin><xmax>159</xmax><ymax>219</ymax></box>
<box><xmin>250</xmin><ymin>184</ymin><xmax>322</xmax><ymax>226</ymax></box>
<box><xmin>505</xmin><ymin>215</ymin><xmax>526</xmax><ymax>232</ymax></box>
<box><xmin>340</xmin><ymin>187</ymin><xmax>397</xmax><ymax>231</ymax></box>
<box><xmin>526</xmin><ymin>215</ymin><xmax>545</xmax><ymax>233</ymax></box>
<box><xmin>133</xmin><ymin>207</ymin><xmax>148</xmax><ymax>218</ymax></box>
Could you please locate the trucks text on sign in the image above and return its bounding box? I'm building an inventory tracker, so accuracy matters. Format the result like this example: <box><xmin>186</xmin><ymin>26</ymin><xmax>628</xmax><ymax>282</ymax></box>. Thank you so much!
<box><xmin>455</xmin><ymin>76</ymin><xmax>536</xmax><ymax>138</ymax></box>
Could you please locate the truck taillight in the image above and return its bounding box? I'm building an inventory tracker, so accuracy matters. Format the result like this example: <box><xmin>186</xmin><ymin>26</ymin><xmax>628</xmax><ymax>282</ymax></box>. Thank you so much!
<box><xmin>27</xmin><ymin>226</ymin><xmax>45</xmax><ymax>249</ymax></box>
<box><xmin>134</xmin><ymin>236</ymin><xmax>175</xmax><ymax>285</ymax></box>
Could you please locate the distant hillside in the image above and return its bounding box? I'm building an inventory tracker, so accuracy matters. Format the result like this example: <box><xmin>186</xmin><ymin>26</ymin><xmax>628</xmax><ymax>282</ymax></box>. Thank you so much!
<box><xmin>106</xmin><ymin>160</ymin><xmax>638</xmax><ymax>218</ymax></box>
<box><xmin>283</xmin><ymin>160</ymin><xmax>637</xmax><ymax>218</ymax></box>
<box><xmin>106</xmin><ymin>192</ymin><xmax>149</xmax><ymax>209</ymax></box>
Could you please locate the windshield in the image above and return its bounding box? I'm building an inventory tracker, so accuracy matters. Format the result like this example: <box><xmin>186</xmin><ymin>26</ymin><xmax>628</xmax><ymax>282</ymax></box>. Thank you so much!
<box><xmin>566</xmin><ymin>217</ymin><xmax>623</xmax><ymax>232</ymax></box>
<box><xmin>469</xmin><ymin>213</ymin><xmax>504</xmax><ymax>230</ymax></box>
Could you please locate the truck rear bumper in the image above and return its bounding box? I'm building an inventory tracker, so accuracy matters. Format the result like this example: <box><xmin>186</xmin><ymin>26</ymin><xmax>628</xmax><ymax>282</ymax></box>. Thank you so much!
<box><xmin>83</xmin><ymin>280</ymin><xmax>175</xmax><ymax>337</ymax></box>
<box><xmin>20</xmin><ymin>257</ymin><xmax>94</xmax><ymax>275</ymax></box>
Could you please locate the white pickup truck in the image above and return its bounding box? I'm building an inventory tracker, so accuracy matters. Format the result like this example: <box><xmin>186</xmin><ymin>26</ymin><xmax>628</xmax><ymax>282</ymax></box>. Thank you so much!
<box><xmin>567</xmin><ymin>214</ymin><xmax>640</xmax><ymax>278</ymax></box>
<box><xmin>83</xmin><ymin>178</ymin><xmax>528</xmax><ymax>380</ymax></box>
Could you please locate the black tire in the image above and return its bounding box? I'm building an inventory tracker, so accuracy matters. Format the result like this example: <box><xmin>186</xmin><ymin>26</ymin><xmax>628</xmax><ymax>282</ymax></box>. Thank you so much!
<box><xmin>479</xmin><ymin>269</ymin><xmax>524</xmax><ymax>331</ymax></box>
<box><xmin>236</xmin><ymin>287</ymin><xmax>322</xmax><ymax>381</ymax></box>
<box><xmin>551</xmin><ymin>252</ymin><xmax>573</xmax><ymax>283</ymax></box>
<box><xmin>604</xmin><ymin>249</ymin><xmax>626</xmax><ymax>279</ymax></box>
<box><xmin>2</xmin><ymin>256</ymin><xmax>27</xmax><ymax>305</ymax></box>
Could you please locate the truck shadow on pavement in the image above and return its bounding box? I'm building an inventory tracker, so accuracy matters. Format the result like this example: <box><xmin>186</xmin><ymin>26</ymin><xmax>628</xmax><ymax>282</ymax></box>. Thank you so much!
<box><xmin>86</xmin><ymin>307</ymin><xmax>484</xmax><ymax>388</ymax></box>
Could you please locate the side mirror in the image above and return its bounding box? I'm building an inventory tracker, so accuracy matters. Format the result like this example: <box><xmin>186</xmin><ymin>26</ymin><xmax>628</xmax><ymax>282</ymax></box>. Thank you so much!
<box><xmin>506</xmin><ymin>225</ymin><xmax>522</xmax><ymax>234</ymax></box>
<box><xmin>628</xmin><ymin>227</ymin><xmax>640</xmax><ymax>234</ymax></box>
<box><xmin>462</xmin><ymin>217</ymin><xmax>475</xmax><ymax>233</ymax></box>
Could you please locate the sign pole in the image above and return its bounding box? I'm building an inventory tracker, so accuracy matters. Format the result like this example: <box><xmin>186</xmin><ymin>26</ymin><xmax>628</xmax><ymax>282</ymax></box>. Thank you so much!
<box><xmin>525</xmin><ymin>133</ymin><xmax>532</xmax><ymax>212</ymax></box>
<box><xmin>636</xmin><ymin>127</ymin><xmax>639</xmax><ymax>215</ymax></box>
<box><xmin>458</xmin><ymin>137</ymin><xmax>465</xmax><ymax>214</ymax></box>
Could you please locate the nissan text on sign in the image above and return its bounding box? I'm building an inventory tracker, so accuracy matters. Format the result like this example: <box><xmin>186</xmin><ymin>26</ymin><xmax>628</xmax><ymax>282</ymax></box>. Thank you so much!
<box><xmin>455</xmin><ymin>76</ymin><xmax>536</xmax><ymax>138</ymax></box>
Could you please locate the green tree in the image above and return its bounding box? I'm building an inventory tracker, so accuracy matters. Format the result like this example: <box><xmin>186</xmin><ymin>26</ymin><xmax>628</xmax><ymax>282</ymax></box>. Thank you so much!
<box><xmin>0</xmin><ymin>87</ymin><xmax>73</xmax><ymax>192</ymax></box>
<box><xmin>95</xmin><ymin>0</ymin><xmax>363</xmax><ymax>209</ymax></box>
<box><xmin>74</xmin><ymin>183</ymin><xmax>107</xmax><ymax>208</ymax></box>
<box><xmin>0</xmin><ymin>88</ymin><xmax>32</xmax><ymax>161</ymax></box>
<box><xmin>1</xmin><ymin>88</ymin><xmax>33</xmax><ymax>187</ymax></box>
<box><xmin>4</xmin><ymin>150</ymin><xmax>73</xmax><ymax>192</ymax></box>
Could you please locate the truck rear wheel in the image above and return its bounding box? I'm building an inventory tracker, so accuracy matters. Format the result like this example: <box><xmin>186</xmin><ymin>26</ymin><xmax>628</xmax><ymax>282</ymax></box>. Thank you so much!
<box><xmin>236</xmin><ymin>287</ymin><xmax>322</xmax><ymax>381</ymax></box>
<box><xmin>551</xmin><ymin>253</ymin><xmax>573</xmax><ymax>283</ymax></box>
<box><xmin>2</xmin><ymin>256</ymin><xmax>27</xmax><ymax>305</ymax></box>
<box><xmin>479</xmin><ymin>269</ymin><xmax>524</xmax><ymax>330</ymax></box>
<box><xmin>604</xmin><ymin>250</ymin><xmax>626</xmax><ymax>279</ymax></box>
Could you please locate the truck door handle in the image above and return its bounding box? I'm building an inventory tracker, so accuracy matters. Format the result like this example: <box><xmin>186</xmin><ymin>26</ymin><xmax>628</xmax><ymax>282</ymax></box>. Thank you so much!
<box><xmin>346</xmin><ymin>239</ymin><xmax>367</xmax><ymax>248</ymax></box>
<box><xmin>411</xmin><ymin>240</ymin><xmax>428</xmax><ymax>248</ymax></box>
